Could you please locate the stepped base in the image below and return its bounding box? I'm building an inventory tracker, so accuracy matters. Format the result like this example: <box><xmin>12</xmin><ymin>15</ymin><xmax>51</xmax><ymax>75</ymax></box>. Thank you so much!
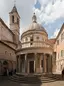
<box><xmin>9</xmin><ymin>73</ymin><xmax>64</xmax><ymax>84</ymax></box>
<box><xmin>16</xmin><ymin>72</ymin><xmax>52</xmax><ymax>76</ymax></box>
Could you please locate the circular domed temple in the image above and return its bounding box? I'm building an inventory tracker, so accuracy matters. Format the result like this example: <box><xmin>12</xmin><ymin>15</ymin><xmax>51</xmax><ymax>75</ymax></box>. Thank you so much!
<box><xmin>16</xmin><ymin>13</ymin><xmax>54</xmax><ymax>74</ymax></box>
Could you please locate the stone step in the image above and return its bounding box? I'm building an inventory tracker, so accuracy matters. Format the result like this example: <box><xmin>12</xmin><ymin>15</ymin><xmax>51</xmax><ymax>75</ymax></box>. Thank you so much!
<box><xmin>9</xmin><ymin>77</ymin><xmax>56</xmax><ymax>84</ymax></box>
<box><xmin>9</xmin><ymin>74</ymin><xmax>62</xmax><ymax>84</ymax></box>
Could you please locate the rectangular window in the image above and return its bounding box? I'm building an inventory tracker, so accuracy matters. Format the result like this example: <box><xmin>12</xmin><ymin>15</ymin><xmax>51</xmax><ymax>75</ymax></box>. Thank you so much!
<box><xmin>58</xmin><ymin>53</ymin><xmax>59</xmax><ymax>59</ymax></box>
<box><xmin>61</xmin><ymin>50</ymin><xmax>64</xmax><ymax>57</ymax></box>
<box><xmin>30</xmin><ymin>43</ymin><xmax>33</xmax><ymax>45</ymax></box>
<box><xmin>61</xmin><ymin>32</ymin><xmax>64</xmax><ymax>41</ymax></box>
<box><xmin>17</xmin><ymin>18</ymin><xmax>19</xmax><ymax>24</ymax></box>
<box><xmin>57</xmin><ymin>40</ymin><xmax>59</xmax><ymax>45</ymax></box>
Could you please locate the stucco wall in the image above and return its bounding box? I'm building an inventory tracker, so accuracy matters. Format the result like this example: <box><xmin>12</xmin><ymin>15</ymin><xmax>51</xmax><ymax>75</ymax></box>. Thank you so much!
<box><xmin>0</xmin><ymin>22</ymin><xmax>14</xmax><ymax>42</ymax></box>
<box><xmin>0</xmin><ymin>42</ymin><xmax>16</xmax><ymax>61</ymax></box>
<box><xmin>54</xmin><ymin>28</ymin><xmax>64</xmax><ymax>74</ymax></box>
<box><xmin>21</xmin><ymin>32</ymin><xmax>48</xmax><ymax>48</ymax></box>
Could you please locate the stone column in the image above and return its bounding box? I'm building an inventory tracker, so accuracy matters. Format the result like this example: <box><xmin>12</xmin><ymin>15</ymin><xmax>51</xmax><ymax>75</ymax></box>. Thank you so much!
<box><xmin>19</xmin><ymin>55</ymin><xmax>21</xmax><ymax>73</ymax></box>
<box><xmin>25</xmin><ymin>54</ymin><xmax>27</xmax><ymax>73</ymax></box>
<box><xmin>16</xmin><ymin>56</ymin><xmax>18</xmax><ymax>72</ymax></box>
<box><xmin>34</xmin><ymin>53</ymin><xmax>37</xmax><ymax>73</ymax></box>
<box><xmin>43</xmin><ymin>54</ymin><xmax>47</xmax><ymax>73</ymax></box>
<box><xmin>35</xmin><ymin>53</ymin><xmax>41</xmax><ymax>73</ymax></box>
<box><xmin>47</xmin><ymin>54</ymin><xmax>52</xmax><ymax>73</ymax></box>
<box><xmin>50</xmin><ymin>55</ymin><xmax>52</xmax><ymax>73</ymax></box>
<box><xmin>40</xmin><ymin>54</ymin><xmax>43</xmax><ymax>73</ymax></box>
<box><xmin>39</xmin><ymin>54</ymin><xmax>42</xmax><ymax>73</ymax></box>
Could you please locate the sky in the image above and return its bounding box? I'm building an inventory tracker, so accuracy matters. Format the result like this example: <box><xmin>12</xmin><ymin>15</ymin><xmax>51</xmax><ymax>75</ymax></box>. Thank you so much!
<box><xmin>0</xmin><ymin>0</ymin><xmax>64</xmax><ymax>38</ymax></box>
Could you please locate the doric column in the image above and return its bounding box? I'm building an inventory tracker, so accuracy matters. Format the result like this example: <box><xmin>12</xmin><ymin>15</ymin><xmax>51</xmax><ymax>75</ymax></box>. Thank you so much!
<box><xmin>40</xmin><ymin>54</ymin><xmax>42</xmax><ymax>73</ymax></box>
<box><xmin>19</xmin><ymin>55</ymin><xmax>21</xmax><ymax>73</ymax></box>
<box><xmin>16</xmin><ymin>56</ymin><xmax>19</xmax><ymax>72</ymax></box>
<box><xmin>50</xmin><ymin>54</ymin><xmax>52</xmax><ymax>73</ymax></box>
<box><xmin>25</xmin><ymin>54</ymin><xmax>27</xmax><ymax>73</ymax></box>
<box><xmin>47</xmin><ymin>54</ymin><xmax>52</xmax><ymax>73</ymax></box>
<box><xmin>16</xmin><ymin>56</ymin><xmax>17</xmax><ymax>72</ymax></box>
<box><xmin>40</xmin><ymin>54</ymin><xmax>43</xmax><ymax>73</ymax></box>
<box><xmin>43</xmin><ymin>54</ymin><xmax>47</xmax><ymax>73</ymax></box>
<box><xmin>34</xmin><ymin>53</ymin><xmax>37</xmax><ymax>73</ymax></box>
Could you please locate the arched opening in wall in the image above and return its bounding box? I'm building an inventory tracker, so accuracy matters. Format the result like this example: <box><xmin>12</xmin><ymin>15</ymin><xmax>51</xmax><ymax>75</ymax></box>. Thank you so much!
<box><xmin>12</xmin><ymin>15</ymin><xmax>14</xmax><ymax>23</ymax></box>
<box><xmin>8</xmin><ymin>61</ymin><xmax>13</xmax><ymax>75</ymax></box>
<box><xmin>17</xmin><ymin>17</ymin><xmax>19</xmax><ymax>25</ymax></box>
<box><xmin>12</xmin><ymin>62</ymin><xmax>16</xmax><ymax>74</ymax></box>
<box><xmin>0</xmin><ymin>61</ymin><xmax>2</xmax><ymax>75</ymax></box>
<box><xmin>3</xmin><ymin>60</ymin><xmax>8</xmax><ymax>76</ymax></box>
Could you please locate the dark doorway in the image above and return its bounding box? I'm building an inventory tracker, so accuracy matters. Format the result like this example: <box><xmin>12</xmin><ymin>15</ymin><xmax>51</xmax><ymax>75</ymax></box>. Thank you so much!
<box><xmin>29</xmin><ymin>61</ymin><xmax>34</xmax><ymax>73</ymax></box>
<box><xmin>3</xmin><ymin>61</ymin><xmax>8</xmax><ymax>76</ymax></box>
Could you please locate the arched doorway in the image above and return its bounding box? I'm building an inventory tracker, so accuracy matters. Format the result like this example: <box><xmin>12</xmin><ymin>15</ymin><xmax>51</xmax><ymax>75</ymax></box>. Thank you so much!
<box><xmin>3</xmin><ymin>60</ymin><xmax>8</xmax><ymax>75</ymax></box>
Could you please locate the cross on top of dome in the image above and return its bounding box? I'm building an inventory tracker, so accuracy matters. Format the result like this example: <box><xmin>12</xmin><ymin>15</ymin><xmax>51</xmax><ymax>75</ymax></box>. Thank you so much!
<box><xmin>32</xmin><ymin>13</ymin><xmax>37</xmax><ymax>23</ymax></box>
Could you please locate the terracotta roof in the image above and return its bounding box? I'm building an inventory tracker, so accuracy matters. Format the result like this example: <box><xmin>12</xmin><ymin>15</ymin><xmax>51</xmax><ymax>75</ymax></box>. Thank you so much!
<box><xmin>48</xmin><ymin>38</ymin><xmax>56</xmax><ymax>44</ymax></box>
<box><xmin>0</xmin><ymin>18</ymin><xmax>14</xmax><ymax>35</ymax></box>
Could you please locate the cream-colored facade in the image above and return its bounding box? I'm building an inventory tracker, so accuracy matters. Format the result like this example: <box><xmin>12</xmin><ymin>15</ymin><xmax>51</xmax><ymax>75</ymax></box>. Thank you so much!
<box><xmin>54</xmin><ymin>24</ymin><xmax>64</xmax><ymax>74</ymax></box>
<box><xmin>16</xmin><ymin>13</ymin><xmax>55</xmax><ymax>74</ymax></box>
<box><xmin>0</xmin><ymin>5</ymin><xmax>64</xmax><ymax>75</ymax></box>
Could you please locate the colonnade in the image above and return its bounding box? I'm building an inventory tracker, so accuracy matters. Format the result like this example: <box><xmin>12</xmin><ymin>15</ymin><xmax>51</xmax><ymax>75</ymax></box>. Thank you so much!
<box><xmin>16</xmin><ymin>53</ymin><xmax>52</xmax><ymax>74</ymax></box>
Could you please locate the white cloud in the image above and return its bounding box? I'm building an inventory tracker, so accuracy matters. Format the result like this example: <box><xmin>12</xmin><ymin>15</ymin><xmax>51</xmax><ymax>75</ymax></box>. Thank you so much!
<box><xmin>51</xmin><ymin>28</ymin><xmax>60</xmax><ymax>38</ymax></box>
<box><xmin>39</xmin><ymin>0</ymin><xmax>52</xmax><ymax>6</ymax></box>
<box><xmin>33</xmin><ymin>0</ymin><xmax>64</xmax><ymax>24</ymax></box>
<box><xmin>0</xmin><ymin>0</ymin><xmax>64</xmax><ymax>26</ymax></box>
<box><xmin>0</xmin><ymin>0</ymin><xmax>64</xmax><ymax>38</ymax></box>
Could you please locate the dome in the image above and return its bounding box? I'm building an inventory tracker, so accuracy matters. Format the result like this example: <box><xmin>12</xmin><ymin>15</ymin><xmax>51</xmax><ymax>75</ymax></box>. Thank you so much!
<box><xmin>28</xmin><ymin>22</ymin><xmax>47</xmax><ymax>33</ymax></box>
<box><xmin>21</xmin><ymin>13</ymin><xmax>48</xmax><ymax>38</ymax></box>
<box><xmin>27</xmin><ymin>13</ymin><xmax>47</xmax><ymax>34</ymax></box>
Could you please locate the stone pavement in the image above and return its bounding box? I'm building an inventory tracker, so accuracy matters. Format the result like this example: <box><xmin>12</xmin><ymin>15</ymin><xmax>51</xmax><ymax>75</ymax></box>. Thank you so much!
<box><xmin>0</xmin><ymin>79</ymin><xmax>64</xmax><ymax>86</ymax></box>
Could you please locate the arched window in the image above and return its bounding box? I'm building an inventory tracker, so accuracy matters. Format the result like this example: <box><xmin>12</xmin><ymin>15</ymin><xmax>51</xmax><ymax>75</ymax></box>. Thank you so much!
<box><xmin>12</xmin><ymin>15</ymin><xmax>14</xmax><ymax>23</ymax></box>
<box><xmin>25</xmin><ymin>37</ymin><xmax>28</xmax><ymax>42</ymax></box>
<box><xmin>3</xmin><ymin>61</ymin><xmax>8</xmax><ymax>65</ymax></box>
<box><xmin>17</xmin><ymin>18</ymin><xmax>19</xmax><ymax>24</ymax></box>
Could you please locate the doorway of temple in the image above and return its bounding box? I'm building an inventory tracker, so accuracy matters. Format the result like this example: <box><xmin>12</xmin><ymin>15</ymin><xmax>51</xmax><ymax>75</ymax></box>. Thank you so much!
<box><xmin>29</xmin><ymin>61</ymin><xmax>34</xmax><ymax>73</ymax></box>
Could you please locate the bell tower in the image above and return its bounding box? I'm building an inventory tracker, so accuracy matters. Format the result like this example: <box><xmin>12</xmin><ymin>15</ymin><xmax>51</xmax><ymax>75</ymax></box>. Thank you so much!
<box><xmin>9</xmin><ymin>4</ymin><xmax>20</xmax><ymax>44</ymax></box>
